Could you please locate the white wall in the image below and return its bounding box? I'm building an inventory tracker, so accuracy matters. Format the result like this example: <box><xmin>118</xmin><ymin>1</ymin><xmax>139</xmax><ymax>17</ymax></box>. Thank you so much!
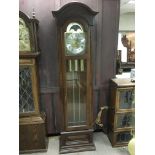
<box><xmin>119</xmin><ymin>12</ymin><xmax>135</xmax><ymax>31</ymax></box>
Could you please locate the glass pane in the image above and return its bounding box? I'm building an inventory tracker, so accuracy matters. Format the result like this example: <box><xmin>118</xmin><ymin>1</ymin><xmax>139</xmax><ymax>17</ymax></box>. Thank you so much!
<box><xmin>19</xmin><ymin>18</ymin><xmax>31</xmax><ymax>52</ymax></box>
<box><xmin>116</xmin><ymin>113</ymin><xmax>135</xmax><ymax>128</ymax></box>
<box><xmin>66</xmin><ymin>59</ymin><xmax>87</xmax><ymax>127</ymax></box>
<box><xmin>64</xmin><ymin>23</ymin><xmax>86</xmax><ymax>56</ymax></box>
<box><xmin>119</xmin><ymin>89</ymin><xmax>135</xmax><ymax>109</ymax></box>
<box><xmin>116</xmin><ymin>131</ymin><xmax>133</xmax><ymax>143</ymax></box>
<box><xmin>19</xmin><ymin>67</ymin><xmax>34</xmax><ymax>113</ymax></box>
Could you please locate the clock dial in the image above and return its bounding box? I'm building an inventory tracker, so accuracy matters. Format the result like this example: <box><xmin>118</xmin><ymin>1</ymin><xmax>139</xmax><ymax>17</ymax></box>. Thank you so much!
<box><xmin>19</xmin><ymin>18</ymin><xmax>31</xmax><ymax>52</ymax></box>
<box><xmin>65</xmin><ymin>23</ymin><xmax>86</xmax><ymax>56</ymax></box>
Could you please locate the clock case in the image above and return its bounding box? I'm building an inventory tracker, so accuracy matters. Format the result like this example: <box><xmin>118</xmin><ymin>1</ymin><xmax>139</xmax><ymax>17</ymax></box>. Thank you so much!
<box><xmin>19</xmin><ymin>11</ymin><xmax>48</xmax><ymax>153</ymax></box>
<box><xmin>52</xmin><ymin>2</ymin><xmax>98</xmax><ymax>154</ymax></box>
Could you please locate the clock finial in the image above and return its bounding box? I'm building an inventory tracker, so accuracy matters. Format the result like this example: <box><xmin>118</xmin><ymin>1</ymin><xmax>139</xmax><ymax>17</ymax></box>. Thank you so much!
<box><xmin>32</xmin><ymin>8</ymin><xmax>35</xmax><ymax>19</ymax></box>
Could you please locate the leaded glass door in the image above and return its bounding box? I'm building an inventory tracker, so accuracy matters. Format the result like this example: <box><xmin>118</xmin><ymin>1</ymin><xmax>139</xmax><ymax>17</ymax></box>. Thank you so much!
<box><xmin>19</xmin><ymin>59</ymin><xmax>39</xmax><ymax>116</ymax></box>
<box><xmin>19</xmin><ymin>66</ymin><xmax>34</xmax><ymax>113</ymax></box>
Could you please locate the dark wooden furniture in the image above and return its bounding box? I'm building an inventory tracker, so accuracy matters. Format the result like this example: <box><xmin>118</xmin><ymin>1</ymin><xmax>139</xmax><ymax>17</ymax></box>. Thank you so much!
<box><xmin>19</xmin><ymin>11</ymin><xmax>48</xmax><ymax>153</ymax></box>
<box><xmin>19</xmin><ymin>114</ymin><xmax>48</xmax><ymax>153</ymax></box>
<box><xmin>108</xmin><ymin>78</ymin><xmax>135</xmax><ymax>147</ymax></box>
<box><xmin>20</xmin><ymin>0</ymin><xmax>120</xmax><ymax>135</ymax></box>
<box><xmin>52</xmin><ymin>2</ymin><xmax>98</xmax><ymax>154</ymax></box>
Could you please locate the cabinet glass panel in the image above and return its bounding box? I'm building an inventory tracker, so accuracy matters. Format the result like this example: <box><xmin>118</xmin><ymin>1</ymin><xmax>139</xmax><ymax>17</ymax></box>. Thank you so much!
<box><xmin>116</xmin><ymin>131</ymin><xmax>133</xmax><ymax>143</ymax></box>
<box><xmin>66</xmin><ymin>59</ymin><xmax>87</xmax><ymax>127</ymax></box>
<box><xmin>116</xmin><ymin>113</ymin><xmax>135</xmax><ymax>129</ymax></box>
<box><xmin>19</xmin><ymin>66</ymin><xmax>34</xmax><ymax>113</ymax></box>
<box><xmin>19</xmin><ymin>18</ymin><xmax>31</xmax><ymax>52</ymax></box>
<box><xmin>64</xmin><ymin>23</ymin><xmax>86</xmax><ymax>56</ymax></box>
<box><xmin>118</xmin><ymin>89</ymin><xmax>135</xmax><ymax>109</ymax></box>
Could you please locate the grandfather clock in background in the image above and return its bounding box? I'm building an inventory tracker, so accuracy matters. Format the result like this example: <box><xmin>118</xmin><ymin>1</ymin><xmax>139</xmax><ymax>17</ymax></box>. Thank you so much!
<box><xmin>52</xmin><ymin>2</ymin><xmax>98</xmax><ymax>154</ymax></box>
<box><xmin>19</xmin><ymin>11</ymin><xmax>48</xmax><ymax>153</ymax></box>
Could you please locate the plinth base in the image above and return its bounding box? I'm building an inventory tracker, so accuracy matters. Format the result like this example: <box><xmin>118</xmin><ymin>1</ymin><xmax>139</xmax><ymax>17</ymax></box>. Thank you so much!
<box><xmin>59</xmin><ymin>129</ymin><xmax>95</xmax><ymax>154</ymax></box>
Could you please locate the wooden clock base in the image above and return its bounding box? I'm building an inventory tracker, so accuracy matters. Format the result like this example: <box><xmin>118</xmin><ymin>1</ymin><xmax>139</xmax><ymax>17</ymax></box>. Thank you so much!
<box><xmin>19</xmin><ymin>114</ymin><xmax>48</xmax><ymax>154</ymax></box>
<box><xmin>59</xmin><ymin>129</ymin><xmax>95</xmax><ymax>154</ymax></box>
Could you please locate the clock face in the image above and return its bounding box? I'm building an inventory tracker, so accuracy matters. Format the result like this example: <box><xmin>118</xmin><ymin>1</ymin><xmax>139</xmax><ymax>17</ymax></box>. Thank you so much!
<box><xmin>65</xmin><ymin>23</ymin><xmax>86</xmax><ymax>56</ymax></box>
<box><xmin>19</xmin><ymin>18</ymin><xmax>31</xmax><ymax>52</ymax></box>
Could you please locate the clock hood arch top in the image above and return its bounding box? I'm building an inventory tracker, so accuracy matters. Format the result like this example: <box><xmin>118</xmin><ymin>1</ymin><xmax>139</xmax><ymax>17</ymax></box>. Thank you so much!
<box><xmin>52</xmin><ymin>2</ymin><xmax>98</xmax><ymax>26</ymax></box>
<box><xmin>19</xmin><ymin>11</ymin><xmax>39</xmax><ymax>25</ymax></box>
<box><xmin>19</xmin><ymin>11</ymin><xmax>40</xmax><ymax>58</ymax></box>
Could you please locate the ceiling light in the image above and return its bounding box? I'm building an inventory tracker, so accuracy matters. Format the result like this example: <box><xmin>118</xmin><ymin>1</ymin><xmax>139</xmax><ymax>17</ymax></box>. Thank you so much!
<box><xmin>128</xmin><ymin>0</ymin><xmax>135</xmax><ymax>4</ymax></box>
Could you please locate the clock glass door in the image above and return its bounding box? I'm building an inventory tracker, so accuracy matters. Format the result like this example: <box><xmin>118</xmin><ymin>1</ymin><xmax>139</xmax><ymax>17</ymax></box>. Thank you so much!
<box><xmin>64</xmin><ymin>22</ymin><xmax>88</xmax><ymax>128</ymax></box>
<box><xmin>19</xmin><ymin>66</ymin><xmax>35</xmax><ymax>114</ymax></box>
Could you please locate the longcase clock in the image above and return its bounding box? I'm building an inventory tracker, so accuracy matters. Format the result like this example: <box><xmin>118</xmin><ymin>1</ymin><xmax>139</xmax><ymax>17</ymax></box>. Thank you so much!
<box><xmin>52</xmin><ymin>2</ymin><xmax>98</xmax><ymax>154</ymax></box>
<box><xmin>19</xmin><ymin>11</ymin><xmax>48</xmax><ymax>153</ymax></box>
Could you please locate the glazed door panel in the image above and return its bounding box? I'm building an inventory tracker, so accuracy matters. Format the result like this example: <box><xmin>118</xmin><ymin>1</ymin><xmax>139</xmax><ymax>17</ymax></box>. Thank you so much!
<box><xmin>115</xmin><ymin>113</ymin><xmax>135</xmax><ymax>129</ymax></box>
<box><xmin>59</xmin><ymin>21</ymin><xmax>92</xmax><ymax>131</ymax></box>
<box><xmin>19</xmin><ymin>59</ymin><xmax>39</xmax><ymax>116</ymax></box>
<box><xmin>117</xmin><ymin>88</ymin><xmax>135</xmax><ymax>111</ymax></box>
<box><xmin>65</xmin><ymin>60</ymin><xmax>87</xmax><ymax>127</ymax></box>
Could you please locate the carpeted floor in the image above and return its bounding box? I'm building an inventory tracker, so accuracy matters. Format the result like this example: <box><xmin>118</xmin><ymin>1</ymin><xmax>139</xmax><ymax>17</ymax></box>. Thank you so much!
<box><xmin>20</xmin><ymin>132</ymin><xmax>130</xmax><ymax>155</ymax></box>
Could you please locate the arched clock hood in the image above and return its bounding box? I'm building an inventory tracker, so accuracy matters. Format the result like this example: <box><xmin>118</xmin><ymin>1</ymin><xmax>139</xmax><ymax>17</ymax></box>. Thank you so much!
<box><xmin>52</xmin><ymin>2</ymin><xmax>98</xmax><ymax>26</ymax></box>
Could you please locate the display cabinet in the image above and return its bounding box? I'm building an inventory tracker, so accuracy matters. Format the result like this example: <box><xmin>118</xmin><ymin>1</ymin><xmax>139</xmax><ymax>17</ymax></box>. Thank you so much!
<box><xmin>19</xmin><ymin>11</ymin><xmax>48</xmax><ymax>153</ymax></box>
<box><xmin>52</xmin><ymin>2</ymin><xmax>98</xmax><ymax>154</ymax></box>
<box><xmin>108</xmin><ymin>78</ymin><xmax>135</xmax><ymax>147</ymax></box>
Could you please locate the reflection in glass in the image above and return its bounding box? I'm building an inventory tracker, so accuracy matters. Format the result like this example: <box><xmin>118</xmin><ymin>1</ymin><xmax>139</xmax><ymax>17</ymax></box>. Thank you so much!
<box><xmin>65</xmin><ymin>23</ymin><xmax>86</xmax><ymax>55</ymax></box>
<box><xmin>116</xmin><ymin>131</ymin><xmax>133</xmax><ymax>143</ymax></box>
<box><xmin>119</xmin><ymin>89</ymin><xmax>135</xmax><ymax>109</ymax></box>
<box><xmin>116</xmin><ymin>113</ymin><xmax>135</xmax><ymax>128</ymax></box>
<box><xmin>19</xmin><ymin>18</ymin><xmax>31</xmax><ymax>52</ymax></box>
<box><xmin>66</xmin><ymin>59</ymin><xmax>87</xmax><ymax>126</ymax></box>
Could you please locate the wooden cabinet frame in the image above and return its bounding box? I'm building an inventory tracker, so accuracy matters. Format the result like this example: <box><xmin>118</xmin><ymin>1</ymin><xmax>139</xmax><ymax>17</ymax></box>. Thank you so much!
<box><xmin>19</xmin><ymin>58</ymin><xmax>40</xmax><ymax>117</ymax></box>
<box><xmin>108</xmin><ymin>78</ymin><xmax>135</xmax><ymax>147</ymax></box>
<box><xmin>52</xmin><ymin>2</ymin><xmax>98</xmax><ymax>153</ymax></box>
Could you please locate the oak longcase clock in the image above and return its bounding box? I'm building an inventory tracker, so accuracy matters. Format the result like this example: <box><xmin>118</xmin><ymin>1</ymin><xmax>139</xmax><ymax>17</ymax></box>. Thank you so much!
<box><xmin>19</xmin><ymin>11</ymin><xmax>48</xmax><ymax>153</ymax></box>
<box><xmin>52</xmin><ymin>2</ymin><xmax>98</xmax><ymax>154</ymax></box>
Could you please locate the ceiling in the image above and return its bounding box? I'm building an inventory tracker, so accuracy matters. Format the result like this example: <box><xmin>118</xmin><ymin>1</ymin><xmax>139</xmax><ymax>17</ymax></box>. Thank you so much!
<box><xmin>120</xmin><ymin>0</ymin><xmax>135</xmax><ymax>14</ymax></box>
